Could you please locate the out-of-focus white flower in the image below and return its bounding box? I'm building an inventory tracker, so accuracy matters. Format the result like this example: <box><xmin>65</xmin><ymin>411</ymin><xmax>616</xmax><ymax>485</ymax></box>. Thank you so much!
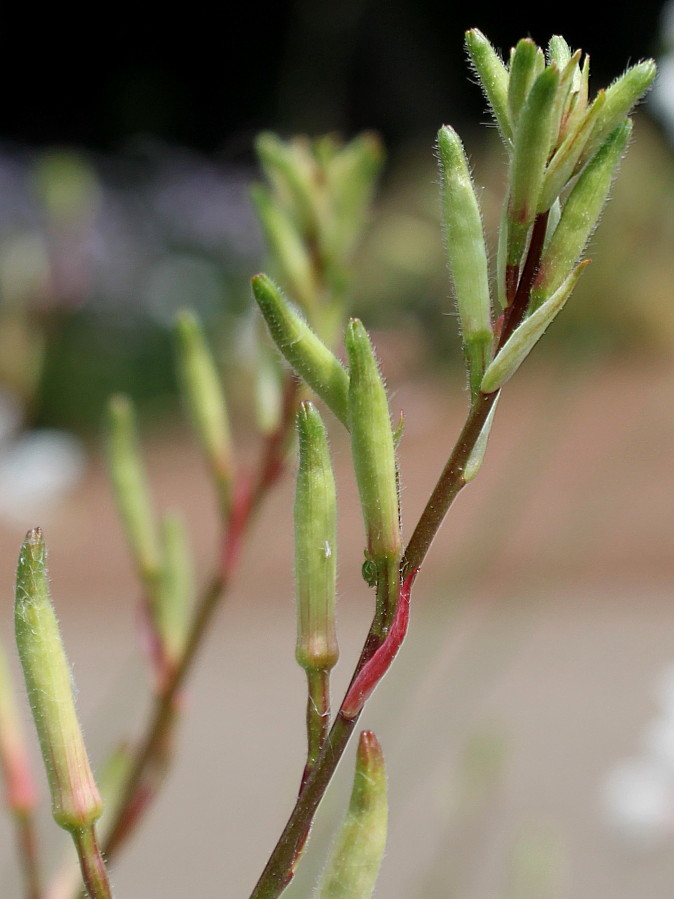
<box><xmin>642</xmin><ymin>715</ymin><xmax>674</xmax><ymax>768</ymax></box>
<box><xmin>0</xmin><ymin>430</ymin><xmax>85</xmax><ymax>522</ymax></box>
<box><xmin>602</xmin><ymin>758</ymin><xmax>674</xmax><ymax>847</ymax></box>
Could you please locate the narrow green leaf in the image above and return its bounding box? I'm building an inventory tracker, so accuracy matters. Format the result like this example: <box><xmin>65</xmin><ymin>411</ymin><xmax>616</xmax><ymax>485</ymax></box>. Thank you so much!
<box><xmin>482</xmin><ymin>262</ymin><xmax>589</xmax><ymax>393</ymax></box>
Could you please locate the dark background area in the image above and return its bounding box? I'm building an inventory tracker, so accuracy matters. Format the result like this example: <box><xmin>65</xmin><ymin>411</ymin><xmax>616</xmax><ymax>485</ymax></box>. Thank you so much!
<box><xmin>1</xmin><ymin>2</ymin><xmax>666</xmax><ymax>155</ymax></box>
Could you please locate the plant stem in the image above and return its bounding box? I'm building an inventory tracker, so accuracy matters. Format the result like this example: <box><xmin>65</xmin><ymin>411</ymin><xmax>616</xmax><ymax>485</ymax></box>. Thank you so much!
<box><xmin>70</xmin><ymin>827</ymin><xmax>112</xmax><ymax>899</ymax></box>
<box><xmin>249</xmin><ymin>211</ymin><xmax>552</xmax><ymax>899</ymax></box>
<box><xmin>401</xmin><ymin>390</ymin><xmax>498</xmax><ymax>579</ymax></box>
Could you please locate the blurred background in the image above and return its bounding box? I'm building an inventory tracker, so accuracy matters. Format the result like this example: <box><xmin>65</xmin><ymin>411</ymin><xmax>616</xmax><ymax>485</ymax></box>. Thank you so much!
<box><xmin>1</xmin><ymin>1</ymin><xmax>674</xmax><ymax>896</ymax></box>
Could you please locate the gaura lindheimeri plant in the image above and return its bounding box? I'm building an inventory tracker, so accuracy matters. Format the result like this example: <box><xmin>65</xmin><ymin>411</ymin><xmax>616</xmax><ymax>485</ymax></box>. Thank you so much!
<box><xmin>1</xmin><ymin>29</ymin><xmax>654</xmax><ymax>899</ymax></box>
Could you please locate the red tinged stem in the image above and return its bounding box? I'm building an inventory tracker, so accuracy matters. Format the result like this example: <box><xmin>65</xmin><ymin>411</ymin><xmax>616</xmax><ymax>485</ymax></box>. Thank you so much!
<box><xmin>340</xmin><ymin>569</ymin><xmax>419</xmax><ymax>719</ymax></box>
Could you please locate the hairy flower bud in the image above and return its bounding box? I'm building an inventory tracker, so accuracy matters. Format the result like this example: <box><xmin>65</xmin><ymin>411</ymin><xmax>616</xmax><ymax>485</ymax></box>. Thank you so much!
<box><xmin>253</xmin><ymin>273</ymin><xmax>349</xmax><ymax>426</ymax></box>
<box><xmin>317</xmin><ymin>731</ymin><xmax>388</xmax><ymax>899</ymax></box>
<box><xmin>294</xmin><ymin>403</ymin><xmax>338</xmax><ymax>672</ymax></box>
<box><xmin>15</xmin><ymin>529</ymin><xmax>103</xmax><ymax>832</ymax></box>
<box><xmin>345</xmin><ymin>319</ymin><xmax>401</xmax><ymax>567</ymax></box>
<box><xmin>437</xmin><ymin>125</ymin><xmax>493</xmax><ymax>396</ymax></box>
<box><xmin>175</xmin><ymin>310</ymin><xmax>234</xmax><ymax>516</ymax></box>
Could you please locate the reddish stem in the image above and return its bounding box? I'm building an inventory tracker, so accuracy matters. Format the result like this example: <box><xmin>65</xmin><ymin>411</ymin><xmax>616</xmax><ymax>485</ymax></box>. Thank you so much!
<box><xmin>341</xmin><ymin>569</ymin><xmax>419</xmax><ymax>718</ymax></box>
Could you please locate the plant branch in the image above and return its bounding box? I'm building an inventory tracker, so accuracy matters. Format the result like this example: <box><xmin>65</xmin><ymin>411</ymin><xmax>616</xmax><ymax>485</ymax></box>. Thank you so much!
<box><xmin>98</xmin><ymin>375</ymin><xmax>301</xmax><ymax>864</ymax></box>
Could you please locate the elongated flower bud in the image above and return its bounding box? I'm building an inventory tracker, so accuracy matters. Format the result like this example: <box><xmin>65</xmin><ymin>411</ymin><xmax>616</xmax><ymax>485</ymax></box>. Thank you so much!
<box><xmin>157</xmin><ymin>513</ymin><xmax>193</xmax><ymax>667</ymax></box>
<box><xmin>482</xmin><ymin>262</ymin><xmax>589</xmax><ymax>393</ymax></box>
<box><xmin>508</xmin><ymin>66</ymin><xmax>561</xmax><ymax>265</ymax></box>
<box><xmin>464</xmin><ymin>29</ymin><xmax>512</xmax><ymax>143</ymax></box>
<box><xmin>252</xmin><ymin>273</ymin><xmax>350</xmax><ymax>426</ymax></box>
<box><xmin>175</xmin><ymin>310</ymin><xmax>234</xmax><ymax>516</ymax></box>
<box><xmin>581</xmin><ymin>60</ymin><xmax>656</xmax><ymax>165</ymax></box>
<box><xmin>345</xmin><ymin>319</ymin><xmax>401</xmax><ymax>566</ymax></box>
<box><xmin>437</xmin><ymin>125</ymin><xmax>493</xmax><ymax>395</ymax></box>
<box><xmin>531</xmin><ymin>121</ymin><xmax>631</xmax><ymax>308</ymax></box>
<box><xmin>250</xmin><ymin>184</ymin><xmax>318</xmax><ymax>310</ymax></box>
<box><xmin>105</xmin><ymin>394</ymin><xmax>161</xmax><ymax>592</ymax></box>
<box><xmin>15</xmin><ymin>529</ymin><xmax>103</xmax><ymax>832</ymax></box>
<box><xmin>255</xmin><ymin>132</ymin><xmax>317</xmax><ymax>236</ymax></box>
<box><xmin>316</xmin><ymin>731</ymin><xmax>388</xmax><ymax>899</ymax></box>
<box><xmin>294</xmin><ymin>403</ymin><xmax>338</xmax><ymax>672</ymax></box>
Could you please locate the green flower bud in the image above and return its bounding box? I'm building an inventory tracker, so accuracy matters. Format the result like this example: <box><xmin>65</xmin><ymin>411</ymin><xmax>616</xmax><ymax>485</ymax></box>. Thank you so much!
<box><xmin>105</xmin><ymin>394</ymin><xmax>161</xmax><ymax>594</ymax></box>
<box><xmin>175</xmin><ymin>310</ymin><xmax>234</xmax><ymax>516</ymax></box>
<box><xmin>345</xmin><ymin>319</ymin><xmax>401</xmax><ymax>566</ymax></box>
<box><xmin>531</xmin><ymin>121</ymin><xmax>632</xmax><ymax>307</ymax></box>
<box><xmin>316</xmin><ymin>730</ymin><xmax>388</xmax><ymax>899</ymax></box>
<box><xmin>481</xmin><ymin>262</ymin><xmax>589</xmax><ymax>393</ymax></box>
<box><xmin>250</xmin><ymin>183</ymin><xmax>318</xmax><ymax>311</ymax></box>
<box><xmin>157</xmin><ymin>513</ymin><xmax>193</xmax><ymax>667</ymax></box>
<box><xmin>252</xmin><ymin>273</ymin><xmax>350</xmax><ymax>427</ymax></box>
<box><xmin>508</xmin><ymin>39</ymin><xmax>545</xmax><ymax>127</ymax></box>
<box><xmin>255</xmin><ymin>132</ymin><xmax>318</xmax><ymax>236</ymax></box>
<box><xmin>465</xmin><ymin>29</ymin><xmax>512</xmax><ymax>144</ymax></box>
<box><xmin>547</xmin><ymin>35</ymin><xmax>572</xmax><ymax>69</ymax></box>
<box><xmin>294</xmin><ymin>402</ymin><xmax>338</xmax><ymax>672</ymax></box>
<box><xmin>323</xmin><ymin>132</ymin><xmax>384</xmax><ymax>259</ymax></box>
<box><xmin>437</xmin><ymin>125</ymin><xmax>493</xmax><ymax>395</ymax></box>
<box><xmin>15</xmin><ymin>529</ymin><xmax>103</xmax><ymax>832</ymax></box>
<box><xmin>508</xmin><ymin>66</ymin><xmax>561</xmax><ymax>265</ymax></box>
<box><xmin>581</xmin><ymin>60</ymin><xmax>656</xmax><ymax>165</ymax></box>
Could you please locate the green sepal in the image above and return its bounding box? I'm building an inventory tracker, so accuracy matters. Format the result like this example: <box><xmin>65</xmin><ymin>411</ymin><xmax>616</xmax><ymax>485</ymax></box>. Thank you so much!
<box><xmin>252</xmin><ymin>273</ymin><xmax>350</xmax><ymax>427</ymax></box>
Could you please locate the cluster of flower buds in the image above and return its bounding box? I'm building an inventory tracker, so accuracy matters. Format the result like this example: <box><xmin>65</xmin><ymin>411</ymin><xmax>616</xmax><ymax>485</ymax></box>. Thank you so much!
<box><xmin>439</xmin><ymin>30</ymin><xmax>656</xmax><ymax>400</ymax></box>
<box><xmin>252</xmin><ymin>133</ymin><xmax>384</xmax><ymax>435</ymax></box>
<box><xmin>253</xmin><ymin>132</ymin><xmax>384</xmax><ymax>325</ymax></box>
